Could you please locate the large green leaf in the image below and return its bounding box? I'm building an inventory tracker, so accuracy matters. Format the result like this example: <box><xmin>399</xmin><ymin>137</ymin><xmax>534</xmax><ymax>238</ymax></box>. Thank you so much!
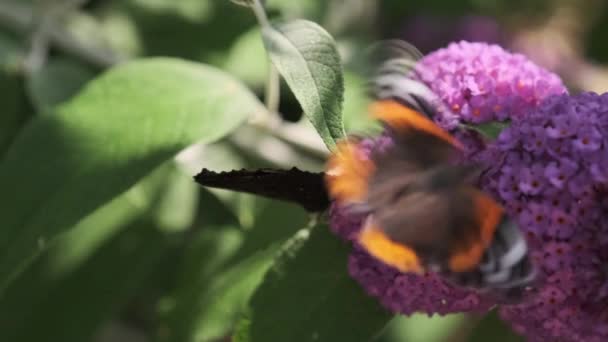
<box><xmin>119</xmin><ymin>0</ymin><xmax>256</xmax><ymax>62</ymax></box>
<box><xmin>262</xmin><ymin>19</ymin><xmax>345</xmax><ymax>150</ymax></box>
<box><xmin>0</xmin><ymin>162</ymin><xmax>177</xmax><ymax>341</ymax></box>
<box><xmin>468</xmin><ymin>311</ymin><xmax>524</xmax><ymax>342</ymax></box>
<box><xmin>0</xmin><ymin>57</ymin><xmax>262</xmax><ymax>293</ymax></box>
<box><xmin>160</xmin><ymin>226</ymin><xmax>275</xmax><ymax>342</ymax></box>
<box><xmin>159</xmin><ymin>198</ymin><xmax>309</xmax><ymax>342</ymax></box>
<box><xmin>378</xmin><ymin>314</ymin><xmax>467</xmax><ymax>342</ymax></box>
<box><xmin>0</xmin><ymin>32</ymin><xmax>28</xmax><ymax>155</ymax></box>
<box><xmin>0</xmin><ymin>219</ymin><xmax>173</xmax><ymax>342</ymax></box>
<box><xmin>236</xmin><ymin>223</ymin><xmax>391</xmax><ymax>342</ymax></box>
<box><xmin>0</xmin><ymin>70</ymin><xmax>27</xmax><ymax>155</ymax></box>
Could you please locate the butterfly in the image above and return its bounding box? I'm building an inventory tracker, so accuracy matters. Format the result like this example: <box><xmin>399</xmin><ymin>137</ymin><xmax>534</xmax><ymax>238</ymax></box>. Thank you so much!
<box><xmin>325</xmin><ymin>41</ymin><xmax>535</xmax><ymax>298</ymax></box>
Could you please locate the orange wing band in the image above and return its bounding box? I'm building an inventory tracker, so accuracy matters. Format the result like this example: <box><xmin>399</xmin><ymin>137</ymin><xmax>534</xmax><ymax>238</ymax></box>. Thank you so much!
<box><xmin>370</xmin><ymin>100</ymin><xmax>462</xmax><ymax>149</ymax></box>
<box><xmin>325</xmin><ymin>140</ymin><xmax>374</xmax><ymax>203</ymax></box>
<box><xmin>358</xmin><ymin>221</ymin><xmax>423</xmax><ymax>274</ymax></box>
<box><xmin>449</xmin><ymin>190</ymin><xmax>503</xmax><ymax>272</ymax></box>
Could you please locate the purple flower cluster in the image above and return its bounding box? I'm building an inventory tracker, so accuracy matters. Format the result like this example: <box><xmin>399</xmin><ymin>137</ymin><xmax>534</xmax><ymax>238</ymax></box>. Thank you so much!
<box><xmin>483</xmin><ymin>92</ymin><xmax>608</xmax><ymax>342</ymax></box>
<box><xmin>415</xmin><ymin>41</ymin><xmax>566</xmax><ymax>124</ymax></box>
<box><xmin>327</xmin><ymin>42</ymin><xmax>608</xmax><ymax>340</ymax></box>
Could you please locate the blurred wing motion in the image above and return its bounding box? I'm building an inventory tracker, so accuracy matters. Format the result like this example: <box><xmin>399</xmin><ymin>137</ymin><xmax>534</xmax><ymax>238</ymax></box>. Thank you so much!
<box><xmin>368</xmin><ymin>40</ymin><xmax>441</xmax><ymax>119</ymax></box>
<box><xmin>326</xmin><ymin>40</ymin><xmax>535</xmax><ymax>296</ymax></box>
<box><xmin>325</xmin><ymin>138</ymin><xmax>374</xmax><ymax>204</ymax></box>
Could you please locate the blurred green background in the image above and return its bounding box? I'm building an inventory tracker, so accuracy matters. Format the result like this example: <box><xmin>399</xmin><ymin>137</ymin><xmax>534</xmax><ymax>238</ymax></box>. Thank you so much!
<box><xmin>0</xmin><ymin>0</ymin><xmax>606</xmax><ymax>341</ymax></box>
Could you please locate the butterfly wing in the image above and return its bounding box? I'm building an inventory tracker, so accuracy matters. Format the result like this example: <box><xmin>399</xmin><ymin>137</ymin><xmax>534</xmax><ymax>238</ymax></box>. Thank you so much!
<box><xmin>363</xmin><ymin>181</ymin><xmax>534</xmax><ymax>293</ymax></box>
<box><xmin>325</xmin><ymin>138</ymin><xmax>375</xmax><ymax>205</ymax></box>
<box><xmin>445</xmin><ymin>199</ymin><xmax>536</xmax><ymax>296</ymax></box>
<box><xmin>364</xmin><ymin>85</ymin><xmax>534</xmax><ymax>291</ymax></box>
<box><xmin>358</xmin><ymin>219</ymin><xmax>423</xmax><ymax>274</ymax></box>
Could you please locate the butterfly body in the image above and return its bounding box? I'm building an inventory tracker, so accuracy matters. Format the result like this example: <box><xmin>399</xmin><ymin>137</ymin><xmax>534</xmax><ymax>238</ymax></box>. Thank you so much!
<box><xmin>325</xmin><ymin>42</ymin><xmax>535</xmax><ymax>299</ymax></box>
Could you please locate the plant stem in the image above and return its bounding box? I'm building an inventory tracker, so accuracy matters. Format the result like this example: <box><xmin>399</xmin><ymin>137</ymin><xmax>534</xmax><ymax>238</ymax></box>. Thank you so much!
<box><xmin>249</xmin><ymin>0</ymin><xmax>270</xmax><ymax>28</ymax></box>
<box><xmin>249</xmin><ymin>0</ymin><xmax>281</xmax><ymax>115</ymax></box>
<box><xmin>265</xmin><ymin>65</ymin><xmax>281</xmax><ymax>115</ymax></box>
<box><xmin>23</xmin><ymin>20</ymin><xmax>50</xmax><ymax>73</ymax></box>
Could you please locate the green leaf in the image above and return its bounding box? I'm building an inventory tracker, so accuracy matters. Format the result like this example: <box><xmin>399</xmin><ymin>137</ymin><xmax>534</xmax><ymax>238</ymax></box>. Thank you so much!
<box><xmin>464</xmin><ymin>120</ymin><xmax>511</xmax><ymax>140</ymax></box>
<box><xmin>164</xmin><ymin>232</ymin><xmax>276</xmax><ymax>342</ymax></box>
<box><xmin>223</xmin><ymin>27</ymin><xmax>268</xmax><ymax>88</ymax></box>
<box><xmin>0</xmin><ymin>163</ymin><xmax>176</xmax><ymax>341</ymax></box>
<box><xmin>229</xmin><ymin>0</ymin><xmax>255</xmax><ymax>7</ymax></box>
<box><xmin>130</xmin><ymin>0</ymin><xmax>214</xmax><ymax>22</ymax></box>
<box><xmin>0</xmin><ymin>189</ymin><xmax>144</xmax><ymax>339</ymax></box>
<box><xmin>0</xmin><ymin>32</ymin><xmax>24</xmax><ymax>69</ymax></box>
<box><xmin>152</xmin><ymin>163</ymin><xmax>199</xmax><ymax>233</ymax></box>
<box><xmin>265</xmin><ymin>0</ymin><xmax>328</xmax><ymax>20</ymax></box>
<box><xmin>43</xmin><ymin>164</ymin><xmax>171</xmax><ymax>276</ymax></box>
<box><xmin>0</xmin><ymin>70</ymin><xmax>28</xmax><ymax>156</ymax></box>
<box><xmin>468</xmin><ymin>311</ymin><xmax>524</xmax><ymax>342</ymax></box>
<box><xmin>159</xmin><ymin>198</ymin><xmax>309</xmax><ymax>342</ymax></box>
<box><xmin>118</xmin><ymin>0</ymin><xmax>256</xmax><ymax>62</ymax></box>
<box><xmin>26</xmin><ymin>57</ymin><xmax>96</xmax><ymax>113</ymax></box>
<box><xmin>0</xmin><ymin>220</ymin><xmax>173</xmax><ymax>342</ymax></box>
<box><xmin>158</xmin><ymin>224</ymin><xmax>245</xmax><ymax>342</ymax></box>
<box><xmin>262</xmin><ymin>19</ymin><xmax>345</xmax><ymax>150</ymax></box>
<box><xmin>0</xmin><ymin>32</ymin><xmax>28</xmax><ymax>155</ymax></box>
<box><xmin>236</xmin><ymin>223</ymin><xmax>391</xmax><ymax>342</ymax></box>
<box><xmin>0</xmin><ymin>57</ymin><xmax>262</xmax><ymax>293</ymax></box>
<box><xmin>342</xmin><ymin>70</ymin><xmax>380</xmax><ymax>134</ymax></box>
<box><xmin>377</xmin><ymin>314</ymin><xmax>467</xmax><ymax>342</ymax></box>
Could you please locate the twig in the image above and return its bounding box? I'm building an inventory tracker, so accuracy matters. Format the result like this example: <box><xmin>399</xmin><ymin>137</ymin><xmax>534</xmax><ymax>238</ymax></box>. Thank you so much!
<box><xmin>249</xmin><ymin>0</ymin><xmax>281</xmax><ymax>115</ymax></box>
<box><xmin>23</xmin><ymin>17</ymin><xmax>51</xmax><ymax>73</ymax></box>
<box><xmin>249</xmin><ymin>0</ymin><xmax>270</xmax><ymax>28</ymax></box>
<box><xmin>264</xmin><ymin>65</ymin><xmax>281</xmax><ymax>114</ymax></box>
